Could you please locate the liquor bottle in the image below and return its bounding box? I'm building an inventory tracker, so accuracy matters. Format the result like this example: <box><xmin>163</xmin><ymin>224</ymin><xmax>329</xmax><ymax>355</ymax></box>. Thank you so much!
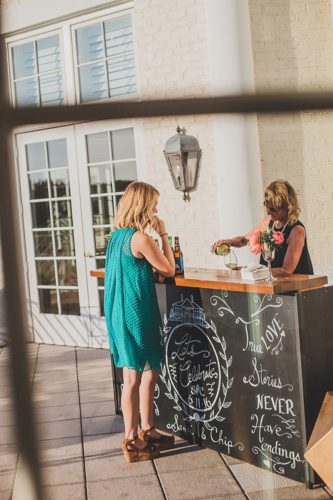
<box><xmin>168</xmin><ymin>235</ymin><xmax>173</xmax><ymax>250</ymax></box>
<box><xmin>212</xmin><ymin>243</ymin><xmax>230</xmax><ymax>256</ymax></box>
<box><xmin>174</xmin><ymin>236</ymin><xmax>184</xmax><ymax>276</ymax></box>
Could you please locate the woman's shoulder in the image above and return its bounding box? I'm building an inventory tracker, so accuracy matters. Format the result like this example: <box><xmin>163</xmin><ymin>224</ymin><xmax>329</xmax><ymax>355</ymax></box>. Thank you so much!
<box><xmin>131</xmin><ymin>231</ymin><xmax>152</xmax><ymax>246</ymax></box>
<box><xmin>288</xmin><ymin>221</ymin><xmax>305</xmax><ymax>239</ymax></box>
<box><xmin>289</xmin><ymin>219</ymin><xmax>305</xmax><ymax>231</ymax></box>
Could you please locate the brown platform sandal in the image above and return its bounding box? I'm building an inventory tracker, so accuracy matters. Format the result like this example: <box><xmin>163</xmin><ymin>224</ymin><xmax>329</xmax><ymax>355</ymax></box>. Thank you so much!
<box><xmin>121</xmin><ymin>435</ymin><xmax>160</xmax><ymax>463</ymax></box>
<box><xmin>139</xmin><ymin>426</ymin><xmax>175</xmax><ymax>451</ymax></box>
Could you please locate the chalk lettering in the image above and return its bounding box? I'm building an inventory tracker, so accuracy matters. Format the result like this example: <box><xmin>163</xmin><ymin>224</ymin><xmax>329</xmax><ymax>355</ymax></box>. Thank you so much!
<box><xmin>179</xmin><ymin>360</ymin><xmax>218</xmax><ymax>388</ymax></box>
<box><xmin>261</xmin><ymin>440</ymin><xmax>303</xmax><ymax>469</ymax></box>
<box><xmin>243</xmin><ymin>357</ymin><xmax>293</xmax><ymax>391</ymax></box>
<box><xmin>256</xmin><ymin>395</ymin><xmax>296</xmax><ymax>416</ymax></box>
<box><xmin>171</xmin><ymin>333</ymin><xmax>210</xmax><ymax>361</ymax></box>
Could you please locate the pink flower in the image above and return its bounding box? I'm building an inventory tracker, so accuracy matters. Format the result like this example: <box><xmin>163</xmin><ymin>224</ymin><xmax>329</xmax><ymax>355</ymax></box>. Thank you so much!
<box><xmin>272</xmin><ymin>231</ymin><xmax>284</xmax><ymax>245</ymax></box>
<box><xmin>248</xmin><ymin>233</ymin><xmax>263</xmax><ymax>255</ymax></box>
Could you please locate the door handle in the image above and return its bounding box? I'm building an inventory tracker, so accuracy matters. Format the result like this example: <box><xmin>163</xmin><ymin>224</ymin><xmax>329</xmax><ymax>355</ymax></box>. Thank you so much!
<box><xmin>84</xmin><ymin>251</ymin><xmax>95</xmax><ymax>258</ymax></box>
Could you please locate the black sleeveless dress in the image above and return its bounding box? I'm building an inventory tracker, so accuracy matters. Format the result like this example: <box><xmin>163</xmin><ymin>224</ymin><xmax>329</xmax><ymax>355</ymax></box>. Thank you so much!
<box><xmin>259</xmin><ymin>220</ymin><xmax>314</xmax><ymax>275</ymax></box>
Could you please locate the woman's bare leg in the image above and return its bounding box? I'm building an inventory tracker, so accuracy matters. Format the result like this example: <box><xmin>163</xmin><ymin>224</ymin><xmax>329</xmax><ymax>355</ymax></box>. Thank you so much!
<box><xmin>139</xmin><ymin>370</ymin><xmax>161</xmax><ymax>436</ymax></box>
<box><xmin>122</xmin><ymin>368</ymin><xmax>146</xmax><ymax>448</ymax></box>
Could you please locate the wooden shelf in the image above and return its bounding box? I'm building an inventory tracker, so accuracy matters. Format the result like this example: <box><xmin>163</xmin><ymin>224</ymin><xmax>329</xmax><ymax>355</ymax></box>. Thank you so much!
<box><xmin>90</xmin><ymin>267</ymin><xmax>327</xmax><ymax>294</ymax></box>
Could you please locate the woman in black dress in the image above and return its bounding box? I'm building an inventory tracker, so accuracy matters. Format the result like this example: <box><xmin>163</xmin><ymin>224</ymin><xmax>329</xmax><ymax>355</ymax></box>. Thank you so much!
<box><xmin>212</xmin><ymin>179</ymin><xmax>313</xmax><ymax>276</ymax></box>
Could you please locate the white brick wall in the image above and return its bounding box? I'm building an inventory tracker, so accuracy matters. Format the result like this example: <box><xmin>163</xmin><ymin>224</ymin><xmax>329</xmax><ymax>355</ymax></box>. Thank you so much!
<box><xmin>134</xmin><ymin>0</ymin><xmax>220</xmax><ymax>269</ymax></box>
<box><xmin>249</xmin><ymin>0</ymin><xmax>333</xmax><ymax>282</ymax></box>
<box><xmin>134</xmin><ymin>0</ymin><xmax>210</xmax><ymax>99</ymax></box>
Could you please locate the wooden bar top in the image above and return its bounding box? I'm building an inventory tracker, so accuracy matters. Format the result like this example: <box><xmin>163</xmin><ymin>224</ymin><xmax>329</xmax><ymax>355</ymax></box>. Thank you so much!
<box><xmin>90</xmin><ymin>267</ymin><xmax>327</xmax><ymax>294</ymax></box>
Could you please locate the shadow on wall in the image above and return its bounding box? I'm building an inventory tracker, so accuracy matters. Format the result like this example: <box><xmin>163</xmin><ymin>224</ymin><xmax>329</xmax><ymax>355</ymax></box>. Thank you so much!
<box><xmin>249</xmin><ymin>0</ymin><xmax>306</xmax><ymax>226</ymax></box>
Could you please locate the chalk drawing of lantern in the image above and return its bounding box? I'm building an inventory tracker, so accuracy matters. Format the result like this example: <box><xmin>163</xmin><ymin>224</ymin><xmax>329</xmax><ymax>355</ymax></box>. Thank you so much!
<box><xmin>169</xmin><ymin>295</ymin><xmax>206</xmax><ymax>326</ymax></box>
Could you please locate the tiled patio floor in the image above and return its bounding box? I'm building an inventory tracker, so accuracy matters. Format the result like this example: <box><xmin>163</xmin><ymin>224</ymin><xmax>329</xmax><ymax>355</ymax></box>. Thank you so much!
<box><xmin>0</xmin><ymin>343</ymin><xmax>332</xmax><ymax>500</ymax></box>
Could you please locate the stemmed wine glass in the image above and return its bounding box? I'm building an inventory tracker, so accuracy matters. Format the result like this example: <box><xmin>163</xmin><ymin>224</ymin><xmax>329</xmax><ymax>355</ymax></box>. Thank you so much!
<box><xmin>261</xmin><ymin>247</ymin><xmax>276</xmax><ymax>281</ymax></box>
<box><xmin>223</xmin><ymin>249</ymin><xmax>238</xmax><ymax>270</ymax></box>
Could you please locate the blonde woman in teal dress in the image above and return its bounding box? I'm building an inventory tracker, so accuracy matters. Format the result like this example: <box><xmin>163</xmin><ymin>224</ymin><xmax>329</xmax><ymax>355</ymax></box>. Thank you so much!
<box><xmin>104</xmin><ymin>181</ymin><xmax>175</xmax><ymax>463</ymax></box>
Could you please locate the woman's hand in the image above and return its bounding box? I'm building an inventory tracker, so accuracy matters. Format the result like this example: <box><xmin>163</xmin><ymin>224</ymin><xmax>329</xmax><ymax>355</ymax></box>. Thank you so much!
<box><xmin>212</xmin><ymin>239</ymin><xmax>232</xmax><ymax>251</ymax></box>
<box><xmin>155</xmin><ymin>216</ymin><xmax>167</xmax><ymax>236</ymax></box>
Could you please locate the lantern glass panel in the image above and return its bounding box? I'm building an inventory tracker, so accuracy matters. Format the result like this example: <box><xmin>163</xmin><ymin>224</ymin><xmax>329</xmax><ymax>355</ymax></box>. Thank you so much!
<box><xmin>166</xmin><ymin>154</ymin><xmax>184</xmax><ymax>190</ymax></box>
<box><xmin>182</xmin><ymin>151</ymin><xmax>199</xmax><ymax>190</ymax></box>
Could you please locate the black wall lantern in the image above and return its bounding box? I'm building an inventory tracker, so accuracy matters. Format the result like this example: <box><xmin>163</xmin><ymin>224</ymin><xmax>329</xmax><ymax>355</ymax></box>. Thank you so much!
<box><xmin>163</xmin><ymin>126</ymin><xmax>202</xmax><ymax>202</ymax></box>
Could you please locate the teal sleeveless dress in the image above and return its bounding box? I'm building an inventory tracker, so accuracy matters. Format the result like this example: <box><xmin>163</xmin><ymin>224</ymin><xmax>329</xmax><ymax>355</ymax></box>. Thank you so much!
<box><xmin>104</xmin><ymin>228</ymin><xmax>163</xmax><ymax>371</ymax></box>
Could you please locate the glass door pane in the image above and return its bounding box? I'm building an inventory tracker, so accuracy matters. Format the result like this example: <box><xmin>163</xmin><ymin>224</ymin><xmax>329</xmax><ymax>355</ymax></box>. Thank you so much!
<box><xmin>76</xmin><ymin>122</ymin><xmax>139</xmax><ymax>348</ymax></box>
<box><xmin>17</xmin><ymin>126</ymin><xmax>91</xmax><ymax>347</ymax></box>
<box><xmin>25</xmin><ymin>138</ymin><xmax>79</xmax><ymax>315</ymax></box>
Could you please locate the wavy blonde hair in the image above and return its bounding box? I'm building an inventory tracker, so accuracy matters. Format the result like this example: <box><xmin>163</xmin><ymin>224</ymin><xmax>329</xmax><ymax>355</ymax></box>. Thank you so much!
<box><xmin>263</xmin><ymin>179</ymin><xmax>300</xmax><ymax>224</ymax></box>
<box><xmin>115</xmin><ymin>181</ymin><xmax>159</xmax><ymax>233</ymax></box>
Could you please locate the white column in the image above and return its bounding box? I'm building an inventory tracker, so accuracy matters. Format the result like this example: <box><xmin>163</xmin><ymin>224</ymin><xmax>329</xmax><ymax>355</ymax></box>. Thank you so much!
<box><xmin>205</xmin><ymin>0</ymin><xmax>263</xmax><ymax>264</ymax></box>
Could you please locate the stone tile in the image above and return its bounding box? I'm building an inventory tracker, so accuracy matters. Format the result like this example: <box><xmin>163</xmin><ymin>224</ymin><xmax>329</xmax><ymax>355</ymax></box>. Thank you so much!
<box><xmin>40</xmin><ymin>484</ymin><xmax>85</xmax><ymax>500</ymax></box>
<box><xmin>222</xmin><ymin>452</ymin><xmax>244</xmax><ymax>466</ymax></box>
<box><xmin>0</xmin><ymin>410</ymin><xmax>16</xmax><ymax>427</ymax></box>
<box><xmin>0</xmin><ymin>387</ymin><xmax>15</xmax><ymax>399</ymax></box>
<box><xmin>0</xmin><ymin>474</ymin><xmax>15</xmax><ymax>494</ymax></box>
<box><xmin>158</xmin><ymin>467</ymin><xmax>241</xmax><ymax>499</ymax></box>
<box><xmin>248</xmin><ymin>486</ymin><xmax>331</xmax><ymax>500</ymax></box>
<box><xmin>79</xmin><ymin>387</ymin><xmax>113</xmax><ymax>404</ymax></box>
<box><xmin>33</xmin><ymin>380</ymin><xmax>78</xmax><ymax>395</ymax></box>
<box><xmin>76</xmin><ymin>347</ymin><xmax>110</xmax><ymax>361</ymax></box>
<box><xmin>230</xmin><ymin>462</ymin><xmax>300</xmax><ymax>493</ymax></box>
<box><xmin>35</xmin><ymin>404</ymin><xmax>80</xmax><ymax>423</ymax></box>
<box><xmin>0</xmin><ymin>490</ymin><xmax>12</xmax><ymax>500</ymax></box>
<box><xmin>81</xmin><ymin>400</ymin><xmax>115</xmax><ymax>419</ymax></box>
<box><xmin>78</xmin><ymin>379</ymin><xmax>113</xmax><ymax>392</ymax></box>
<box><xmin>32</xmin><ymin>391</ymin><xmax>79</xmax><ymax>408</ymax></box>
<box><xmin>82</xmin><ymin>414</ymin><xmax>124</xmax><ymax>436</ymax></box>
<box><xmin>204</xmin><ymin>496</ymin><xmax>246</xmax><ymax>500</ymax></box>
<box><xmin>155</xmin><ymin>443</ymin><xmax>224</xmax><ymax>473</ymax></box>
<box><xmin>78</xmin><ymin>381</ymin><xmax>113</xmax><ymax>394</ymax></box>
<box><xmin>34</xmin><ymin>371</ymin><xmax>77</xmax><ymax>383</ymax></box>
<box><xmin>0</xmin><ymin>426</ymin><xmax>17</xmax><ymax>445</ymax></box>
<box><xmin>36</xmin><ymin>437</ymin><xmax>84</xmax><ymax>487</ymax></box>
<box><xmin>0</xmin><ymin>444</ymin><xmax>17</xmax><ymax>476</ymax></box>
<box><xmin>37</xmin><ymin>436</ymin><xmax>82</xmax><ymax>460</ymax></box>
<box><xmin>0</xmin><ymin>398</ymin><xmax>14</xmax><ymax>412</ymax></box>
<box><xmin>36</xmin><ymin>349</ymin><xmax>76</xmax><ymax>372</ymax></box>
<box><xmin>83</xmin><ymin>432</ymin><xmax>155</xmax><ymax>480</ymax></box>
<box><xmin>87</xmin><ymin>476</ymin><xmax>164</xmax><ymax>500</ymax></box>
<box><xmin>37</xmin><ymin>419</ymin><xmax>81</xmax><ymax>440</ymax></box>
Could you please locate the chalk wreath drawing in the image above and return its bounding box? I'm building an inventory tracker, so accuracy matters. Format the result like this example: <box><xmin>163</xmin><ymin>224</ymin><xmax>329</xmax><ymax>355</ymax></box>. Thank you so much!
<box><xmin>155</xmin><ymin>295</ymin><xmax>244</xmax><ymax>451</ymax></box>
<box><xmin>210</xmin><ymin>292</ymin><xmax>285</xmax><ymax>355</ymax></box>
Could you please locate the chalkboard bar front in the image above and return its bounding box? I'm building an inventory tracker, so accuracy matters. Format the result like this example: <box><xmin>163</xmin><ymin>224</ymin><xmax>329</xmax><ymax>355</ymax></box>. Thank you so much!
<box><xmin>91</xmin><ymin>267</ymin><xmax>332</xmax><ymax>488</ymax></box>
<box><xmin>90</xmin><ymin>267</ymin><xmax>327</xmax><ymax>294</ymax></box>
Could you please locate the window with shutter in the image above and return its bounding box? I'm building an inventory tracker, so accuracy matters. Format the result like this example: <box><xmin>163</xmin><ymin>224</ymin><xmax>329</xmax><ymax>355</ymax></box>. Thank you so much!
<box><xmin>74</xmin><ymin>14</ymin><xmax>136</xmax><ymax>103</ymax></box>
<box><xmin>11</xmin><ymin>34</ymin><xmax>64</xmax><ymax>107</ymax></box>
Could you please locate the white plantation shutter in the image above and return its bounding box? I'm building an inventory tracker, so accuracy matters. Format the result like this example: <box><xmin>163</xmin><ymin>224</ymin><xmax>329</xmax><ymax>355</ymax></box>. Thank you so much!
<box><xmin>75</xmin><ymin>14</ymin><xmax>136</xmax><ymax>102</ymax></box>
<box><xmin>11</xmin><ymin>35</ymin><xmax>64</xmax><ymax>107</ymax></box>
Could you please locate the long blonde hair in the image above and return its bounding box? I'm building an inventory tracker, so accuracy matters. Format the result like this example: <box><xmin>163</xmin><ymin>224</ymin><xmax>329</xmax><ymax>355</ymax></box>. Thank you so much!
<box><xmin>115</xmin><ymin>181</ymin><xmax>159</xmax><ymax>233</ymax></box>
<box><xmin>263</xmin><ymin>179</ymin><xmax>300</xmax><ymax>224</ymax></box>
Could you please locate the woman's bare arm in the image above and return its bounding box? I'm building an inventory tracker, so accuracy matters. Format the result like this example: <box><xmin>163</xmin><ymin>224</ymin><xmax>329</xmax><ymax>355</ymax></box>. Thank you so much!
<box><xmin>212</xmin><ymin>236</ymin><xmax>248</xmax><ymax>250</ymax></box>
<box><xmin>272</xmin><ymin>225</ymin><xmax>305</xmax><ymax>276</ymax></box>
<box><xmin>131</xmin><ymin>232</ymin><xmax>175</xmax><ymax>277</ymax></box>
<box><xmin>212</xmin><ymin>216</ymin><xmax>272</xmax><ymax>250</ymax></box>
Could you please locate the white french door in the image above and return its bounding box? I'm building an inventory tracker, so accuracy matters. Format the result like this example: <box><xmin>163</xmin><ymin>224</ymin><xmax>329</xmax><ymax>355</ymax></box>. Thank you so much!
<box><xmin>17</xmin><ymin>120</ymin><xmax>143</xmax><ymax>348</ymax></box>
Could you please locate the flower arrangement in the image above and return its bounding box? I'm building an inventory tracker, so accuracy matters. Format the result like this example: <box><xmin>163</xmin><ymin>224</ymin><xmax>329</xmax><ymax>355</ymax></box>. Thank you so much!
<box><xmin>248</xmin><ymin>226</ymin><xmax>284</xmax><ymax>255</ymax></box>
